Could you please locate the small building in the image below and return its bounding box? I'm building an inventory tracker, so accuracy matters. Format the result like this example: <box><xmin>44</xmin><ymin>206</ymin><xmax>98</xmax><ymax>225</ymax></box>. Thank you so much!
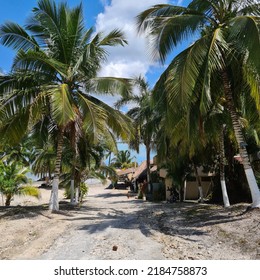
<box><xmin>132</xmin><ymin>160</ymin><xmax>156</xmax><ymax>183</ymax></box>
<box><xmin>116</xmin><ymin>167</ymin><xmax>136</xmax><ymax>182</ymax></box>
<box><xmin>159</xmin><ymin>166</ymin><xmax>215</xmax><ymax>201</ymax></box>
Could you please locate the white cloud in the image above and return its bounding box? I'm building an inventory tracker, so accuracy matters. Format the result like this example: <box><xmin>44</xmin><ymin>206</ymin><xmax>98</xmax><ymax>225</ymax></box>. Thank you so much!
<box><xmin>95</xmin><ymin>0</ymin><xmax>169</xmax><ymax>79</ymax></box>
<box><xmin>94</xmin><ymin>0</ymin><xmax>190</xmax><ymax>108</ymax></box>
<box><xmin>99</xmin><ymin>61</ymin><xmax>147</xmax><ymax>78</ymax></box>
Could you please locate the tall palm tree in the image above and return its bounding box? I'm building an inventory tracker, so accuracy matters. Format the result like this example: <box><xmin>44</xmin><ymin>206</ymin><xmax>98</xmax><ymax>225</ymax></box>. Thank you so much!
<box><xmin>217</xmin><ymin>124</ymin><xmax>230</xmax><ymax>207</ymax></box>
<box><xmin>137</xmin><ymin>0</ymin><xmax>260</xmax><ymax>208</ymax></box>
<box><xmin>0</xmin><ymin>0</ymin><xmax>134</xmax><ymax>211</ymax></box>
<box><xmin>116</xmin><ymin>77</ymin><xmax>158</xmax><ymax>189</ymax></box>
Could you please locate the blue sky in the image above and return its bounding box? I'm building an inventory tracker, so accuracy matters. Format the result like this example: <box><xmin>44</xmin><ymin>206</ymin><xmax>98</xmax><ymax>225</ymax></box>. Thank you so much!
<box><xmin>0</xmin><ymin>0</ymin><xmax>104</xmax><ymax>71</ymax></box>
<box><xmin>0</xmin><ymin>0</ymin><xmax>192</xmax><ymax>81</ymax></box>
<box><xmin>0</xmin><ymin>0</ymin><xmax>192</xmax><ymax>164</ymax></box>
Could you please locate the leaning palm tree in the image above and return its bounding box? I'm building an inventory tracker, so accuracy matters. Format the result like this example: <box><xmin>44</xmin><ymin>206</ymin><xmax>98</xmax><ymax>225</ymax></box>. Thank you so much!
<box><xmin>0</xmin><ymin>0</ymin><xmax>134</xmax><ymax>211</ymax></box>
<box><xmin>137</xmin><ymin>0</ymin><xmax>260</xmax><ymax>208</ymax></box>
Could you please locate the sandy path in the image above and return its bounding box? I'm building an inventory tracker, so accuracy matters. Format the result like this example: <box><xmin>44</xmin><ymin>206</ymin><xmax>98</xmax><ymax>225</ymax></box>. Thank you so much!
<box><xmin>40</xmin><ymin>184</ymin><xmax>165</xmax><ymax>260</ymax></box>
<box><xmin>1</xmin><ymin>181</ymin><xmax>259</xmax><ymax>260</ymax></box>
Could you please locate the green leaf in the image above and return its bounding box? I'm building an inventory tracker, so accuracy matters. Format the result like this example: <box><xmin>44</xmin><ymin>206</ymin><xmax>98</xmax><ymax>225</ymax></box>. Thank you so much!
<box><xmin>0</xmin><ymin>108</ymin><xmax>30</xmax><ymax>145</ymax></box>
<box><xmin>88</xmin><ymin>77</ymin><xmax>133</xmax><ymax>99</ymax></box>
<box><xmin>13</xmin><ymin>49</ymin><xmax>68</xmax><ymax>77</ymax></box>
<box><xmin>50</xmin><ymin>84</ymin><xmax>75</xmax><ymax>126</ymax></box>
<box><xmin>0</xmin><ymin>22</ymin><xmax>38</xmax><ymax>51</ymax></box>
<box><xmin>98</xmin><ymin>29</ymin><xmax>128</xmax><ymax>47</ymax></box>
<box><xmin>136</xmin><ymin>4</ymin><xmax>206</xmax><ymax>62</ymax></box>
<box><xmin>229</xmin><ymin>16</ymin><xmax>260</xmax><ymax>73</ymax></box>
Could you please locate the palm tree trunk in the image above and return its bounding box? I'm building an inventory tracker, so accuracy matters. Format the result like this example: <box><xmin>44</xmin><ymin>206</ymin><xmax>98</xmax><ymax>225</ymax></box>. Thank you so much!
<box><xmin>146</xmin><ymin>142</ymin><xmax>152</xmax><ymax>193</ymax></box>
<box><xmin>75</xmin><ymin>185</ymin><xmax>79</xmax><ymax>203</ymax></box>
<box><xmin>219</xmin><ymin>124</ymin><xmax>230</xmax><ymax>207</ymax></box>
<box><xmin>180</xmin><ymin>178</ymin><xmax>185</xmax><ymax>202</ymax></box>
<box><xmin>222</xmin><ymin>71</ymin><xmax>260</xmax><ymax>208</ymax></box>
<box><xmin>70</xmin><ymin>123</ymin><xmax>76</xmax><ymax>204</ymax></box>
<box><xmin>70</xmin><ymin>177</ymin><xmax>75</xmax><ymax>203</ymax></box>
<box><xmin>5</xmin><ymin>194</ymin><xmax>12</xmax><ymax>206</ymax></box>
<box><xmin>47</xmin><ymin>163</ymin><xmax>51</xmax><ymax>186</ymax></box>
<box><xmin>1</xmin><ymin>193</ymin><xmax>4</xmax><ymax>206</ymax></box>
<box><xmin>49</xmin><ymin>127</ymin><xmax>64</xmax><ymax>211</ymax></box>
<box><xmin>194</xmin><ymin>165</ymin><xmax>204</xmax><ymax>202</ymax></box>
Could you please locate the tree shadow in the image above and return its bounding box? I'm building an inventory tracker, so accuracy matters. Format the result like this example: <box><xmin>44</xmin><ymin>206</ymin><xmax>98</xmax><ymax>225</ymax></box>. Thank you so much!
<box><xmin>68</xmin><ymin>200</ymin><xmax>247</xmax><ymax>243</ymax></box>
<box><xmin>92</xmin><ymin>192</ymin><xmax>128</xmax><ymax>199</ymax></box>
<box><xmin>0</xmin><ymin>201</ymin><xmax>80</xmax><ymax>220</ymax></box>
<box><xmin>0</xmin><ymin>190</ymin><xmax>250</xmax><ymax>245</ymax></box>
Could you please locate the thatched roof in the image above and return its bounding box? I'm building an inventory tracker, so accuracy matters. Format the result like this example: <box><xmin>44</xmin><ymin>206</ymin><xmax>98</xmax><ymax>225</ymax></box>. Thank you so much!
<box><xmin>115</xmin><ymin>160</ymin><xmax>157</xmax><ymax>181</ymax></box>
<box><xmin>132</xmin><ymin>160</ymin><xmax>156</xmax><ymax>180</ymax></box>
<box><xmin>116</xmin><ymin>167</ymin><xmax>135</xmax><ymax>176</ymax></box>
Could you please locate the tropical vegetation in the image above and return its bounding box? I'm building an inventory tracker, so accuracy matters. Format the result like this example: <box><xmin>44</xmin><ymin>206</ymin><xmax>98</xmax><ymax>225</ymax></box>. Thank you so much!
<box><xmin>137</xmin><ymin>0</ymin><xmax>260</xmax><ymax>208</ymax></box>
<box><xmin>0</xmin><ymin>0</ymin><xmax>259</xmax><ymax>210</ymax></box>
<box><xmin>0</xmin><ymin>0</ymin><xmax>134</xmax><ymax>210</ymax></box>
<box><xmin>116</xmin><ymin>76</ymin><xmax>158</xmax><ymax>190</ymax></box>
<box><xmin>110</xmin><ymin>150</ymin><xmax>135</xmax><ymax>169</ymax></box>
<box><xmin>0</xmin><ymin>160</ymin><xmax>40</xmax><ymax>206</ymax></box>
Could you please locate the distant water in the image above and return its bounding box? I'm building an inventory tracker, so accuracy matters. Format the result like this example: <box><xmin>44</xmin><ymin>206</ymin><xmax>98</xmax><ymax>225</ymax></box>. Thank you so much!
<box><xmin>26</xmin><ymin>173</ymin><xmax>103</xmax><ymax>185</ymax></box>
<box><xmin>86</xmin><ymin>178</ymin><xmax>103</xmax><ymax>185</ymax></box>
<box><xmin>26</xmin><ymin>172</ymin><xmax>40</xmax><ymax>181</ymax></box>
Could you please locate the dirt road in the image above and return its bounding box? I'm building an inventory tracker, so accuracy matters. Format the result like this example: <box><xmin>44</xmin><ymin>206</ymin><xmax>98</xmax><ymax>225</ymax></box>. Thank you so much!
<box><xmin>40</xmin><ymin>184</ymin><xmax>165</xmax><ymax>260</ymax></box>
<box><xmin>1</xmin><ymin>181</ymin><xmax>259</xmax><ymax>260</ymax></box>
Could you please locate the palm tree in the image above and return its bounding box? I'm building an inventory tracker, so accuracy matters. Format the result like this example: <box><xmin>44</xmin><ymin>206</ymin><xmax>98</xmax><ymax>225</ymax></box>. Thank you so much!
<box><xmin>0</xmin><ymin>0</ymin><xmax>134</xmax><ymax>211</ymax></box>
<box><xmin>62</xmin><ymin>126</ymin><xmax>118</xmax><ymax>203</ymax></box>
<box><xmin>219</xmin><ymin>124</ymin><xmax>230</xmax><ymax>207</ymax></box>
<box><xmin>0</xmin><ymin>142</ymin><xmax>31</xmax><ymax>168</ymax></box>
<box><xmin>116</xmin><ymin>77</ymin><xmax>157</xmax><ymax>190</ymax></box>
<box><xmin>0</xmin><ymin>161</ymin><xmax>40</xmax><ymax>206</ymax></box>
<box><xmin>111</xmin><ymin>150</ymin><xmax>134</xmax><ymax>169</ymax></box>
<box><xmin>137</xmin><ymin>0</ymin><xmax>260</xmax><ymax>208</ymax></box>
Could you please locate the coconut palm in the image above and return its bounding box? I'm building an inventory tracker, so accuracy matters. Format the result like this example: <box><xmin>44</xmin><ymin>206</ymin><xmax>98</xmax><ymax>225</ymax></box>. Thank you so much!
<box><xmin>218</xmin><ymin>124</ymin><xmax>230</xmax><ymax>207</ymax></box>
<box><xmin>116</xmin><ymin>77</ymin><xmax>158</xmax><ymax>189</ymax></box>
<box><xmin>111</xmin><ymin>150</ymin><xmax>134</xmax><ymax>169</ymax></box>
<box><xmin>63</xmin><ymin>126</ymin><xmax>118</xmax><ymax>203</ymax></box>
<box><xmin>137</xmin><ymin>0</ymin><xmax>260</xmax><ymax>207</ymax></box>
<box><xmin>0</xmin><ymin>142</ymin><xmax>31</xmax><ymax>167</ymax></box>
<box><xmin>0</xmin><ymin>0</ymin><xmax>134</xmax><ymax>211</ymax></box>
<box><xmin>0</xmin><ymin>161</ymin><xmax>40</xmax><ymax>206</ymax></box>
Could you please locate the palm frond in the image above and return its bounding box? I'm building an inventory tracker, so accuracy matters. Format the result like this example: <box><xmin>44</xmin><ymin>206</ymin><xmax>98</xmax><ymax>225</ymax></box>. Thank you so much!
<box><xmin>13</xmin><ymin>49</ymin><xmax>68</xmax><ymax>77</ymax></box>
<box><xmin>0</xmin><ymin>22</ymin><xmax>38</xmax><ymax>51</ymax></box>
<box><xmin>0</xmin><ymin>108</ymin><xmax>30</xmax><ymax>145</ymax></box>
<box><xmin>136</xmin><ymin>4</ymin><xmax>207</xmax><ymax>62</ymax></box>
<box><xmin>162</xmin><ymin>30</ymin><xmax>228</xmax><ymax>113</ymax></box>
<box><xmin>77</xmin><ymin>92</ymin><xmax>108</xmax><ymax>144</ymax></box>
<box><xmin>237</xmin><ymin>1</ymin><xmax>260</xmax><ymax>16</ymax></box>
<box><xmin>228</xmin><ymin>16</ymin><xmax>260</xmax><ymax>73</ymax></box>
<box><xmin>28</xmin><ymin>0</ymin><xmax>70</xmax><ymax>63</ymax></box>
<box><xmin>136</xmin><ymin>4</ymin><xmax>190</xmax><ymax>32</ymax></box>
<box><xmin>64</xmin><ymin>3</ymin><xmax>86</xmax><ymax>64</ymax></box>
<box><xmin>242</xmin><ymin>65</ymin><xmax>260</xmax><ymax>111</ymax></box>
<box><xmin>84</xmin><ymin>94</ymin><xmax>134</xmax><ymax>141</ymax></box>
<box><xmin>49</xmin><ymin>84</ymin><xmax>76</xmax><ymax>126</ymax></box>
<box><xmin>98</xmin><ymin>29</ymin><xmax>128</xmax><ymax>47</ymax></box>
<box><xmin>88</xmin><ymin>77</ymin><xmax>133</xmax><ymax>99</ymax></box>
<box><xmin>18</xmin><ymin>185</ymin><xmax>41</xmax><ymax>199</ymax></box>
